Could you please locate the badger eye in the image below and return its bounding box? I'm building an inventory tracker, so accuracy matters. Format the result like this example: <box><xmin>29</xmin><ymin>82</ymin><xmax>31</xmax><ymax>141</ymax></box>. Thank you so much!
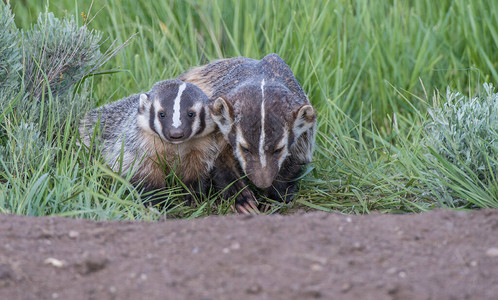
<box><xmin>159</xmin><ymin>112</ymin><xmax>165</xmax><ymax>118</ymax></box>
<box><xmin>187</xmin><ymin>112</ymin><xmax>195</xmax><ymax>118</ymax></box>
<box><xmin>274</xmin><ymin>147</ymin><xmax>284</xmax><ymax>154</ymax></box>
<box><xmin>240</xmin><ymin>145</ymin><xmax>250</xmax><ymax>154</ymax></box>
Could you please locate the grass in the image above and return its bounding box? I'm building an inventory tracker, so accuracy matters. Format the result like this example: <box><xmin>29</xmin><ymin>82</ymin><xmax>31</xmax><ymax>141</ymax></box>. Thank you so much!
<box><xmin>2</xmin><ymin>0</ymin><xmax>498</xmax><ymax>219</ymax></box>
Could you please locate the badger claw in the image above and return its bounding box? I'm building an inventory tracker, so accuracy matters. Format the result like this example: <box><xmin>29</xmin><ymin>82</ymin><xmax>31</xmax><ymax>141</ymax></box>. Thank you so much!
<box><xmin>230</xmin><ymin>204</ymin><xmax>249</xmax><ymax>214</ymax></box>
<box><xmin>239</xmin><ymin>203</ymin><xmax>260</xmax><ymax>214</ymax></box>
<box><xmin>236</xmin><ymin>204</ymin><xmax>251</xmax><ymax>215</ymax></box>
<box><xmin>260</xmin><ymin>204</ymin><xmax>271</xmax><ymax>213</ymax></box>
<box><xmin>247</xmin><ymin>200</ymin><xmax>260</xmax><ymax>212</ymax></box>
<box><xmin>229</xmin><ymin>184</ymin><xmax>260</xmax><ymax>214</ymax></box>
<box><xmin>232</xmin><ymin>200</ymin><xmax>260</xmax><ymax>215</ymax></box>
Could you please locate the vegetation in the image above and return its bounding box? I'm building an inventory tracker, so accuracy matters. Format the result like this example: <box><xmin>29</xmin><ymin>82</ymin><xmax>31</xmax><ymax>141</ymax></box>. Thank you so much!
<box><xmin>1</xmin><ymin>0</ymin><xmax>497</xmax><ymax>220</ymax></box>
<box><xmin>424</xmin><ymin>83</ymin><xmax>498</xmax><ymax>208</ymax></box>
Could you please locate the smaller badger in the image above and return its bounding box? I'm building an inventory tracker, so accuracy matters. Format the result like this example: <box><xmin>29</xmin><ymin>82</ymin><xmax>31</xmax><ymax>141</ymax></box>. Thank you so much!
<box><xmin>79</xmin><ymin>79</ymin><xmax>220</xmax><ymax>205</ymax></box>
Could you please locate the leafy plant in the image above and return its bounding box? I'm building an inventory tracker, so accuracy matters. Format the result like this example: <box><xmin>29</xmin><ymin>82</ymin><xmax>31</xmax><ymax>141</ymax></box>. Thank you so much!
<box><xmin>0</xmin><ymin>2</ymin><xmax>22</xmax><ymax>112</ymax></box>
<box><xmin>0</xmin><ymin>3</ymin><xmax>139</xmax><ymax>218</ymax></box>
<box><xmin>424</xmin><ymin>83</ymin><xmax>498</xmax><ymax>207</ymax></box>
<box><xmin>19</xmin><ymin>11</ymin><xmax>108</xmax><ymax>132</ymax></box>
<box><xmin>22</xmin><ymin>12</ymin><xmax>103</xmax><ymax>99</ymax></box>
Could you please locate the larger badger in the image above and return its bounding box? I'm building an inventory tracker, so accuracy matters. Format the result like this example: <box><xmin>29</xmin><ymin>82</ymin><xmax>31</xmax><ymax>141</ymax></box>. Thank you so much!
<box><xmin>180</xmin><ymin>54</ymin><xmax>316</xmax><ymax>211</ymax></box>
<box><xmin>79</xmin><ymin>79</ymin><xmax>220</xmax><ymax>205</ymax></box>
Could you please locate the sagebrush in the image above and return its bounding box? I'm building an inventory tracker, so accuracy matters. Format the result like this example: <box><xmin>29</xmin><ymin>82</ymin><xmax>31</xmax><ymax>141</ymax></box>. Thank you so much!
<box><xmin>424</xmin><ymin>84</ymin><xmax>498</xmax><ymax>208</ymax></box>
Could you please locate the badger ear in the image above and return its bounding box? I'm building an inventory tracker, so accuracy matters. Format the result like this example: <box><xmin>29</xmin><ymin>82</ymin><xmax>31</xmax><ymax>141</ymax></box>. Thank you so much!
<box><xmin>292</xmin><ymin>104</ymin><xmax>316</xmax><ymax>138</ymax></box>
<box><xmin>210</xmin><ymin>97</ymin><xmax>233</xmax><ymax>135</ymax></box>
<box><xmin>139</xmin><ymin>93</ymin><xmax>151</xmax><ymax>112</ymax></box>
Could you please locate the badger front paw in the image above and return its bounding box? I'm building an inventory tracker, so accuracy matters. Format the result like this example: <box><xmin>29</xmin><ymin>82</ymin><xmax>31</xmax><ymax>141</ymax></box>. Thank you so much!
<box><xmin>232</xmin><ymin>186</ymin><xmax>260</xmax><ymax>215</ymax></box>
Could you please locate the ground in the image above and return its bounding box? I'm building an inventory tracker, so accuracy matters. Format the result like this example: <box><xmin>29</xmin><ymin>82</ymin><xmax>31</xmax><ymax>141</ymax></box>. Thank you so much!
<box><xmin>0</xmin><ymin>209</ymin><xmax>497</xmax><ymax>300</ymax></box>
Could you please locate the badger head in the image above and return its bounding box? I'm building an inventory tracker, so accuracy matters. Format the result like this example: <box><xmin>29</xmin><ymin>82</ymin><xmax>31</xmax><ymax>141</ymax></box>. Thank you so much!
<box><xmin>137</xmin><ymin>80</ymin><xmax>214</xmax><ymax>144</ymax></box>
<box><xmin>210</xmin><ymin>79</ymin><xmax>316</xmax><ymax>188</ymax></box>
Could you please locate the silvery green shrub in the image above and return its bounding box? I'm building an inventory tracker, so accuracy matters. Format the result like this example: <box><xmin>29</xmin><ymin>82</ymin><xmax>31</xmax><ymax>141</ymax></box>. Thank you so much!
<box><xmin>0</xmin><ymin>2</ymin><xmax>22</xmax><ymax>110</ymax></box>
<box><xmin>23</xmin><ymin>12</ymin><xmax>103</xmax><ymax>100</ymax></box>
<box><xmin>424</xmin><ymin>83</ymin><xmax>498</xmax><ymax>206</ymax></box>
<box><xmin>0</xmin><ymin>3</ymin><xmax>127</xmax><ymax>136</ymax></box>
<box><xmin>0</xmin><ymin>4</ymin><xmax>122</xmax><ymax>181</ymax></box>
<box><xmin>19</xmin><ymin>12</ymin><xmax>105</xmax><ymax>130</ymax></box>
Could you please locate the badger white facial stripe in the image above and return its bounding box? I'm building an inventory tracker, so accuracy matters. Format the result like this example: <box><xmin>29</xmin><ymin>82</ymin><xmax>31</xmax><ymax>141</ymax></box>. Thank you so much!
<box><xmin>172</xmin><ymin>83</ymin><xmax>187</xmax><ymax>128</ymax></box>
<box><xmin>259</xmin><ymin>78</ymin><xmax>267</xmax><ymax>167</ymax></box>
<box><xmin>235</xmin><ymin>125</ymin><xmax>248</xmax><ymax>172</ymax></box>
<box><xmin>153</xmin><ymin>101</ymin><xmax>167</xmax><ymax>140</ymax></box>
<box><xmin>190</xmin><ymin>102</ymin><xmax>202</xmax><ymax>137</ymax></box>
<box><xmin>277</xmin><ymin>128</ymin><xmax>290</xmax><ymax>168</ymax></box>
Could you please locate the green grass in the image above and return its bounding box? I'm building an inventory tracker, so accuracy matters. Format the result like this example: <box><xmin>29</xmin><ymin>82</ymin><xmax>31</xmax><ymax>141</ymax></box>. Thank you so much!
<box><xmin>2</xmin><ymin>0</ymin><xmax>498</xmax><ymax>219</ymax></box>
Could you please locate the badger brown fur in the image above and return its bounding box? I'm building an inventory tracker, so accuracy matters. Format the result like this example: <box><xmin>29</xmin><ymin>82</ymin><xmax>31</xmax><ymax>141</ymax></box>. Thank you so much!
<box><xmin>180</xmin><ymin>54</ymin><xmax>316</xmax><ymax>211</ymax></box>
<box><xmin>79</xmin><ymin>79</ymin><xmax>221</xmax><ymax>205</ymax></box>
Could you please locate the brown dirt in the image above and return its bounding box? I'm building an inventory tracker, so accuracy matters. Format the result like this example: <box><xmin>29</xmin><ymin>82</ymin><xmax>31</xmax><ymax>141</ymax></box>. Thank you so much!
<box><xmin>0</xmin><ymin>209</ymin><xmax>497</xmax><ymax>300</ymax></box>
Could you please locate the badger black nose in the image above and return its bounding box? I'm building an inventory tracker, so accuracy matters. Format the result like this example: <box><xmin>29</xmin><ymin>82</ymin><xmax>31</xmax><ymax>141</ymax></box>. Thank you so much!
<box><xmin>169</xmin><ymin>129</ymin><xmax>184</xmax><ymax>140</ymax></box>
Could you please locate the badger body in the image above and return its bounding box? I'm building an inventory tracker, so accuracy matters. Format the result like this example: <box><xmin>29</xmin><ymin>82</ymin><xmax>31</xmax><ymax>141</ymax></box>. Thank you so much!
<box><xmin>180</xmin><ymin>54</ymin><xmax>316</xmax><ymax>209</ymax></box>
<box><xmin>79</xmin><ymin>79</ymin><xmax>220</xmax><ymax>204</ymax></box>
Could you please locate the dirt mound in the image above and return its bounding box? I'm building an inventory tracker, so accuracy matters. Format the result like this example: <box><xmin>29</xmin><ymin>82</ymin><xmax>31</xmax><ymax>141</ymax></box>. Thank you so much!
<box><xmin>0</xmin><ymin>209</ymin><xmax>497</xmax><ymax>299</ymax></box>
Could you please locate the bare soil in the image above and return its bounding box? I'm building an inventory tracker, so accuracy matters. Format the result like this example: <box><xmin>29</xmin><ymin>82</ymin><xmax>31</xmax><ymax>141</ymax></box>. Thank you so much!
<box><xmin>0</xmin><ymin>209</ymin><xmax>497</xmax><ymax>300</ymax></box>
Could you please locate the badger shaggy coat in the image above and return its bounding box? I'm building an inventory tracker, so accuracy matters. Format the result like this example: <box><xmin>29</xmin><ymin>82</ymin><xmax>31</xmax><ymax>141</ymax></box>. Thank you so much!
<box><xmin>180</xmin><ymin>54</ymin><xmax>316</xmax><ymax>210</ymax></box>
<box><xmin>79</xmin><ymin>79</ymin><xmax>221</xmax><ymax>204</ymax></box>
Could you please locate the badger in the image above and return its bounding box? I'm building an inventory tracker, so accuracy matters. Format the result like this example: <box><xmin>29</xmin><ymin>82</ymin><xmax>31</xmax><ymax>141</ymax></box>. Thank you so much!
<box><xmin>180</xmin><ymin>53</ymin><xmax>316</xmax><ymax>212</ymax></box>
<box><xmin>79</xmin><ymin>79</ymin><xmax>220</xmax><ymax>205</ymax></box>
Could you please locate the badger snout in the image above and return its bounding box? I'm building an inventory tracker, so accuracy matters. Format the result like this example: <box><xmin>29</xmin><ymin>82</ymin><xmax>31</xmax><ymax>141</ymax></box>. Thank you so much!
<box><xmin>163</xmin><ymin>127</ymin><xmax>189</xmax><ymax>144</ymax></box>
<box><xmin>249</xmin><ymin>175</ymin><xmax>273</xmax><ymax>189</ymax></box>
<box><xmin>168</xmin><ymin>129</ymin><xmax>185</xmax><ymax>140</ymax></box>
<box><xmin>247</xmin><ymin>166</ymin><xmax>278</xmax><ymax>189</ymax></box>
